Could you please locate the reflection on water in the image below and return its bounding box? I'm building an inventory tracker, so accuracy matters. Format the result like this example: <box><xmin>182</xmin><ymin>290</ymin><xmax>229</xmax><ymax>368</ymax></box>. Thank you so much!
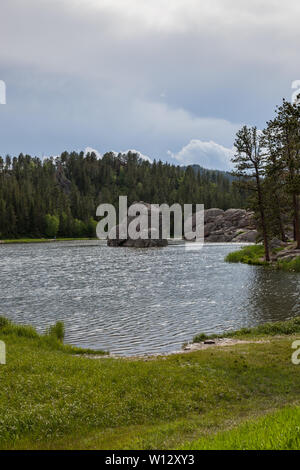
<box><xmin>245</xmin><ymin>268</ymin><xmax>300</xmax><ymax>324</ymax></box>
<box><xmin>0</xmin><ymin>241</ymin><xmax>299</xmax><ymax>355</ymax></box>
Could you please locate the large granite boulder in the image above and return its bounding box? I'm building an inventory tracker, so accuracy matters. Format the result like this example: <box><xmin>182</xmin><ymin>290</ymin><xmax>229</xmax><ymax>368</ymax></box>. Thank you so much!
<box><xmin>233</xmin><ymin>230</ymin><xmax>259</xmax><ymax>243</ymax></box>
<box><xmin>205</xmin><ymin>233</ymin><xmax>235</xmax><ymax>243</ymax></box>
<box><xmin>185</xmin><ymin>207</ymin><xmax>257</xmax><ymax>243</ymax></box>
<box><xmin>107</xmin><ymin>202</ymin><xmax>168</xmax><ymax>247</ymax></box>
<box><xmin>269</xmin><ymin>237</ymin><xmax>285</xmax><ymax>251</ymax></box>
<box><xmin>204</xmin><ymin>208</ymin><xmax>224</xmax><ymax>223</ymax></box>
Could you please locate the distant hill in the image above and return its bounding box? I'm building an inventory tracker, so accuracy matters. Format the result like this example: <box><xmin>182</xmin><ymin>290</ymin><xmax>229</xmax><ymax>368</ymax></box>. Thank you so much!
<box><xmin>183</xmin><ymin>164</ymin><xmax>236</xmax><ymax>182</ymax></box>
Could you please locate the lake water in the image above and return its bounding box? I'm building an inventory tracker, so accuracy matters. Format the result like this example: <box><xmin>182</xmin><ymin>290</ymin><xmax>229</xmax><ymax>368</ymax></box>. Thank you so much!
<box><xmin>0</xmin><ymin>241</ymin><xmax>299</xmax><ymax>355</ymax></box>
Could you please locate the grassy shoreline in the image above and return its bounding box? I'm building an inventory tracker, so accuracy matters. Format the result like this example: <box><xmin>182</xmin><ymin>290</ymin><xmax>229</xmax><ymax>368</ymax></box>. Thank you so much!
<box><xmin>225</xmin><ymin>244</ymin><xmax>300</xmax><ymax>272</ymax></box>
<box><xmin>0</xmin><ymin>237</ymin><xmax>98</xmax><ymax>244</ymax></box>
<box><xmin>193</xmin><ymin>316</ymin><xmax>300</xmax><ymax>343</ymax></box>
<box><xmin>0</xmin><ymin>317</ymin><xmax>108</xmax><ymax>356</ymax></box>
<box><xmin>1</xmin><ymin>316</ymin><xmax>300</xmax><ymax>449</ymax></box>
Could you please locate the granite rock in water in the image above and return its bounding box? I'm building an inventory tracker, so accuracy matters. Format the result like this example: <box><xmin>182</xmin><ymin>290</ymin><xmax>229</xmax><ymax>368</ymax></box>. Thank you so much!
<box><xmin>107</xmin><ymin>202</ymin><xmax>168</xmax><ymax>247</ymax></box>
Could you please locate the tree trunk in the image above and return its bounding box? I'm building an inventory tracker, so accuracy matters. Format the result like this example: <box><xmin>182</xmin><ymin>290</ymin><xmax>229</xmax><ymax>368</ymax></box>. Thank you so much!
<box><xmin>260</xmin><ymin>207</ymin><xmax>270</xmax><ymax>261</ymax></box>
<box><xmin>256</xmin><ymin>173</ymin><xmax>270</xmax><ymax>262</ymax></box>
<box><xmin>293</xmin><ymin>193</ymin><xmax>300</xmax><ymax>249</ymax></box>
<box><xmin>274</xmin><ymin>193</ymin><xmax>287</xmax><ymax>242</ymax></box>
<box><xmin>278</xmin><ymin>214</ymin><xmax>287</xmax><ymax>242</ymax></box>
<box><xmin>276</xmin><ymin>200</ymin><xmax>287</xmax><ymax>242</ymax></box>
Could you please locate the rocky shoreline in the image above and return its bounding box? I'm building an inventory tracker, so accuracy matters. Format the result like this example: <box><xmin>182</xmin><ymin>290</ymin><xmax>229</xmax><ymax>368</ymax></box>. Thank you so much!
<box><xmin>268</xmin><ymin>243</ymin><xmax>300</xmax><ymax>265</ymax></box>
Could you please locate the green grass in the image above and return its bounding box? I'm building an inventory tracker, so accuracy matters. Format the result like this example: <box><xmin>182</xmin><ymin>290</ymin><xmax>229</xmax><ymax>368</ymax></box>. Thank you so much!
<box><xmin>277</xmin><ymin>256</ymin><xmax>300</xmax><ymax>273</ymax></box>
<box><xmin>225</xmin><ymin>244</ymin><xmax>300</xmax><ymax>272</ymax></box>
<box><xmin>1</xmin><ymin>317</ymin><xmax>300</xmax><ymax>449</ymax></box>
<box><xmin>183</xmin><ymin>405</ymin><xmax>300</xmax><ymax>450</ymax></box>
<box><xmin>0</xmin><ymin>317</ymin><xmax>107</xmax><ymax>356</ymax></box>
<box><xmin>193</xmin><ymin>316</ymin><xmax>300</xmax><ymax>343</ymax></box>
<box><xmin>1</xmin><ymin>238</ymin><xmax>98</xmax><ymax>244</ymax></box>
<box><xmin>225</xmin><ymin>245</ymin><xmax>266</xmax><ymax>265</ymax></box>
<box><xmin>46</xmin><ymin>321</ymin><xmax>65</xmax><ymax>342</ymax></box>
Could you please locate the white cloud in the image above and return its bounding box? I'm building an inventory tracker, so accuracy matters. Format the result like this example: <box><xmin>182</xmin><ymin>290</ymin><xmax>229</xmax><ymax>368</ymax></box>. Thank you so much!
<box><xmin>168</xmin><ymin>139</ymin><xmax>234</xmax><ymax>171</ymax></box>
<box><xmin>84</xmin><ymin>147</ymin><xmax>152</xmax><ymax>163</ymax></box>
<box><xmin>131</xmin><ymin>99</ymin><xmax>240</xmax><ymax>149</ymax></box>
<box><xmin>83</xmin><ymin>142</ymin><xmax>232</xmax><ymax>169</ymax></box>
<box><xmin>84</xmin><ymin>147</ymin><xmax>102</xmax><ymax>159</ymax></box>
<box><xmin>119</xmin><ymin>149</ymin><xmax>153</xmax><ymax>163</ymax></box>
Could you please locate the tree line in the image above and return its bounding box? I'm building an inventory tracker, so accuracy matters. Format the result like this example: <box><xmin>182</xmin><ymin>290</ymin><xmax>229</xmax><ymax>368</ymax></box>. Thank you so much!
<box><xmin>0</xmin><ymin>150</ymin><xmax>246</xmax><ymax>239</ymax></box>
<box><xmin>232</xmin><ymin>99</ymin><xmax>300</xmax><ymax>261</ymax></box>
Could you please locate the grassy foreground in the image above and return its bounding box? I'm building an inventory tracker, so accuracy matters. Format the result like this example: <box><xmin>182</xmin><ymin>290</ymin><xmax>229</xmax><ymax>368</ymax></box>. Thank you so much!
<box><xmin>225</xmin><ymin>244</ymin><xmax>300</xmax><ymax>272</ymax></box>
<box><xmin>1</xmin><ymin>317</ymin><xmax>300</xmax><ymax>449</ymax></box>
<box><xmin>184</xmin><ymin>405</ymin><xmax>300</xmax><ymax>450</ymax></box>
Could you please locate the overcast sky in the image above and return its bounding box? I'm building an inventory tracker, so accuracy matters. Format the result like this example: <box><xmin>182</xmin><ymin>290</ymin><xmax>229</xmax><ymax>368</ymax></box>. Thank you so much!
<box><xmin>0</xmin><ymin>0</ymin><xmax>299</xmax><ymax>170</ymax></box>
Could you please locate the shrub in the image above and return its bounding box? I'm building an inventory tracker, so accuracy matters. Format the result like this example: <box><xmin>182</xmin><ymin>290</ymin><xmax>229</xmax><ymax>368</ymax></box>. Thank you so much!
<box><xmin>0</xmin><ymin>317</ymin><xmax>107</xmax><ymax>355</ymax></box>
<box><xmin>192</xmin><ymin>333</ymin><xmax>209</xmax><ymax>343</ymax></box>
<box><xmin>44</xmin><ymin>214</ymin><xmax>60</xmax><ymax>238</ymax></box>
<box><xmin>0</xmin><ymin>317</ymin><xmax>10</xmax><ymax>329</ymax></box>
<box><xmin>0</xmin><ymin>317</ymin><xmax>38</xmax><ymax>338</ymax></box>
<box><xmin>277</xmin><ymin>257</ymin><xmax>300</xmax><ymax>273</ymax></box>
<box><xmin>47</xmin><ymin>321</ymin><xmax>65</xmax><ymax>342</ymax></box>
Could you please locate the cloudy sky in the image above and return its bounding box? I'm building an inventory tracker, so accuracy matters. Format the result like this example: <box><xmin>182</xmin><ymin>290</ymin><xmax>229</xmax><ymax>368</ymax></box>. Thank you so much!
<box><xmin>0</xmin><ymin>0</ymin><xmax>299</xmax><ymax>170</ymax></box>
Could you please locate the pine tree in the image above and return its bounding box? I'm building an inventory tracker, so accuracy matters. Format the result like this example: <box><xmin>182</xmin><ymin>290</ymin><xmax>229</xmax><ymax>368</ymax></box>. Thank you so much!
<box><xmin>265</xmin><ymin>100</ymin><xmax>300</xmax><ymax>248</ymax></box>
<box><xmin>232</xmin><ymin>126</ymin><xmax>270</xmax><ymax>261</ymax></box>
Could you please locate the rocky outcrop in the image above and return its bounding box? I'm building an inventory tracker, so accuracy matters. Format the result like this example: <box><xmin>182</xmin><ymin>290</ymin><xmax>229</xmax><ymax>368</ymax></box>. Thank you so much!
<box><xmin>269</xmin><ymin>237</ymin><xmax>285</xmax><ymax>251</ymax></box>
<box><xmin>188</xmin><ymin>208</ymin><xmax>258</xmax><ymax>243</ymax></box>
<box><xmin>273</xmin><ymin>247</ymin><xmax>300</xmax><ymax>262</ymax></box>
<box><xmin>107</xmin><ymin>202</ymin><xmax>168</xmax><ymax>247</ymax></box>
<box><xmin>107</xmin><ymin>205</ymin><xmax>258</xmax><ymax>246</ymax></box>
<box><xmin>232</xmin><ymin>230</ymin><xmax>259</xmax><ymax>243</ymax></box>
<box><xmin>56</xmin><ymin>163</ymin><xmax>72</xmax><ymax>194</ymax></box>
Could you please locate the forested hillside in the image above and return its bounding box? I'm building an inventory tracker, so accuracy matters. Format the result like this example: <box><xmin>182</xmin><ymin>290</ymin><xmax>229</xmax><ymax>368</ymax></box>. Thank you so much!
<box><xmin>0</xmin><ymin>151</ymin><xmax>246</xmax><ymax>239</ymax></box>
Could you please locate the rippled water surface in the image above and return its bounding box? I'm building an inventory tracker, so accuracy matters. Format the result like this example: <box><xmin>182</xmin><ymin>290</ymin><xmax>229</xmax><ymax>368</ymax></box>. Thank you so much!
<box><xmin>1</xmin><ymin>241</ymin><xmax>300</xmax><ymax>355</ymax></box>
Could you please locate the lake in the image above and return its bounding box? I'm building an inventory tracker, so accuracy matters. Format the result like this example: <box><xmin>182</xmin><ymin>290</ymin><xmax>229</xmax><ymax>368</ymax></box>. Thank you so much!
<box><xmin>0</xmin><ymin>241</ymin><xmax>299</xmax><ymax>355</ymax></box>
